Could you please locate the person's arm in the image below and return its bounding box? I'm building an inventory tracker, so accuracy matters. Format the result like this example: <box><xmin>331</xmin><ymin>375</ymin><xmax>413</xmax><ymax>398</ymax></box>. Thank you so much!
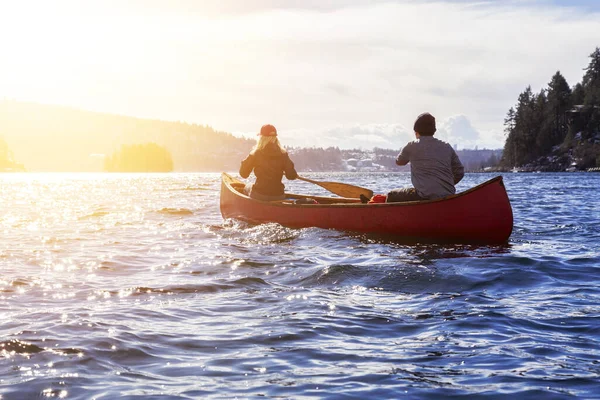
<box><xmin>283</xmin><ymin>154</ymin><xmax>298</xmax><ymax>180</ymax></box>
<box><xmin>239</xmin><ymin>154</ymin><xmax>255</xmax><ymax>178</ymax></box>
<box><xmin>451</xmin><ymin>149</ymin><xmax>464</xmax><ymax>184</ymax></box>
<box><xmin>396</xmin><ymin>143</ymin><xmax>411</xmax><ymax>166</ymax></box>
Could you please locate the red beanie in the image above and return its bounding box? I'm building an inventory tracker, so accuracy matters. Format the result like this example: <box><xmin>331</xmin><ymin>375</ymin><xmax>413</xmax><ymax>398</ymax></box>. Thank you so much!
<box><xmin>259</xmin><ymin>124</ymin><xmax>277</xmax><ymax>136</ymax></box>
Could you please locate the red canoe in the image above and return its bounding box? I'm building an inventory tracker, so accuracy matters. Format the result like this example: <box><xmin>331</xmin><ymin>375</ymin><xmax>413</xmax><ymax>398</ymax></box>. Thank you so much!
<box><xmin>220</xmin><ymin>173</ymin><xmax>513</xmax><ymax>244</ymax></box>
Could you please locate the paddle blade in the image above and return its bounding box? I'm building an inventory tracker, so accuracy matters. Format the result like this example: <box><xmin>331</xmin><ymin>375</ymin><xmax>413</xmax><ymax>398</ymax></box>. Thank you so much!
<box><xmin>318</xmin><ymin>181</ymin><xmax>374</xmax><ymax>199</ymax></box>
<box><xmin>298</xmin><ymin>176</ymin><xmax>373</xmax><ymax>199</ymax></box>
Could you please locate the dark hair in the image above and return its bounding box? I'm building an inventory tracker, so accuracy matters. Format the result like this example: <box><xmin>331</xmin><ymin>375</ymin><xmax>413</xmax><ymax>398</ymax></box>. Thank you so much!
<box><xmin>414</xmin><ymin>112</ymin><xmax>436</xmax><ymax>136</ymax></box>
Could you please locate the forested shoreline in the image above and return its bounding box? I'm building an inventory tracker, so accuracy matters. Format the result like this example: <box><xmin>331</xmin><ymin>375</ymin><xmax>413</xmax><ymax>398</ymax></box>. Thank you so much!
<box><xmin>501</xmin><ymin>47</ymin><xmax>600</xmax><ymax>171</ymax></box>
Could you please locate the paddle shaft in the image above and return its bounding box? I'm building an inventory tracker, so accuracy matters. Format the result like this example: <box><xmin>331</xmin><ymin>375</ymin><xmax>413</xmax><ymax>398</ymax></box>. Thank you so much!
<box><xmin>297</xmin><ymin>176</ymin><xmax>373</xmax><ymax>199</ymax></box>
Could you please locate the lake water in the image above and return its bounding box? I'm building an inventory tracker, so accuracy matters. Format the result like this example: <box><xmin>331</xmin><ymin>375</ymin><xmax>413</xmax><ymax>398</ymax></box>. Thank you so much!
<box><xmin>1</xmin><ymin>172</ymin><xmax>599</xmax><ymax>399</ymax></box>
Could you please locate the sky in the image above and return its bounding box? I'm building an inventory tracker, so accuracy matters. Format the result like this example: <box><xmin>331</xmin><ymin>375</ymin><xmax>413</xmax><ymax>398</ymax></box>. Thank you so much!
<box><xmin>1</xmin><ymin>0</ymin><xmax>599</xmax><ymax>150</ymax></box>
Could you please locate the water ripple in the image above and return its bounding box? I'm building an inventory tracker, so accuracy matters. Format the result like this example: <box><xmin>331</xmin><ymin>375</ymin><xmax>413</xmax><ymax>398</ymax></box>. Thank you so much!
<box><xmin>0</xmin><ymin>172</ymin><xmax>599</xmax><ymax>399</ymax></box>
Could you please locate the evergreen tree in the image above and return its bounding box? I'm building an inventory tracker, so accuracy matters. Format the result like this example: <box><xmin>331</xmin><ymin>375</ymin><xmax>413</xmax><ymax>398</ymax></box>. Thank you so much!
<box><xmin>513</xmin><ymin>86</ymin><xmax>537</xmax><ymax>165</ymax></box>
<box><xmin>546</xmin><ymin>71</ymin><xmax>571</xmax><ymax>147</ymax></box>
<box><xmin>583</xmin><ymin>47</ymin><xmax>600</xmax><ymax>106</ymax></box>
<box><xmin>582</xmin><ymin>47</ymin><xmax>600</xmax><ymax>135</ymax></box>
<box><xmin>501</xmin><ymin>107</ymin><xmax>516</xmax><ymax>166</ymax></box>
<box><xmin>571</xmin><ymin>83</ymin><xmax>585</xmax><ymax>105</ymax></box>
<box><xmin>534</xmin><ymin>89</ymin><xmax>552</xmax><ymax>156</ymax></box>
<box><xmin>504</xmin><ymin>107</ymin><xmax>516</xmax><ymax>135</ymax></box>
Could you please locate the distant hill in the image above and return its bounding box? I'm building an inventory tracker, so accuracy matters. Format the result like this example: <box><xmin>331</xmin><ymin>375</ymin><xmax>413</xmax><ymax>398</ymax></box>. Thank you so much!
<box><xmin>0</xmin><ymin>100</ymin><xmax>254</xmax><ymax>172</ymax></box>
<box><xmin>0</xmin><ymin>100</ymin><xmax>502</xmax><ymax>173</ymax></box>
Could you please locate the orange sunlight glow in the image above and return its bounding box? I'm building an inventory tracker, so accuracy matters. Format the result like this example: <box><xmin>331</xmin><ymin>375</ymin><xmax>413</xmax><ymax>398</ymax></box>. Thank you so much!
<box><xmin>2</xmin><ymin>3</ymin><xmax>172</xmax><ymax>107</ymax></box>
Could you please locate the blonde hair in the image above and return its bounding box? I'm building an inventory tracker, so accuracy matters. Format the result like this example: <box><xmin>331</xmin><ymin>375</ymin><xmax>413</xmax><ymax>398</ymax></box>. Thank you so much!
<box><xmin>250</xmin><ymin>135</ymin><xmax>287</xmax><ymax>154</ymax></box>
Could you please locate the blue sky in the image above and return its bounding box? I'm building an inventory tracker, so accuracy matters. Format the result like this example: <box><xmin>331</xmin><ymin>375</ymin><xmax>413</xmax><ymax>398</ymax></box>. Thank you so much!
<box><xmin>528</xmin><ymin>0</ymin><xmax>600</xmax><ymax>10</ymax></box>
<box><xmin>426</xmin><ymin>0</ymin><xmax>600</xmax><ymax>11</ymax></box>
<box><xmin>1</xmin><ymin>0</ymin><xmax>599</xmax><ymax>149</ymax></box>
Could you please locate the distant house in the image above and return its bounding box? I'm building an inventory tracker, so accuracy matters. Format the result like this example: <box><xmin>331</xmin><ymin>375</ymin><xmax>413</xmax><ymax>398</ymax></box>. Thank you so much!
<box><xmin>345</xmin><ymin>158</ymin><xmax>359</xmax><ymax>167</ymax></box>
<box><xmin>566</xmin><ymin>105</ymin><xmax>600</xmax><ymax>134</ymax></box>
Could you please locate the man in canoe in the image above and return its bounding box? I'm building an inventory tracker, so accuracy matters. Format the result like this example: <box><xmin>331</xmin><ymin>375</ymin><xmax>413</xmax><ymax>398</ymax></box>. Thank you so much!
<box><xmin>239</xmin><ymin>124</ymin><xmax>299</xmax><ymax>201</ymax></box>
<box><xmin>388</xmin><ymin>112</ymin><xmax>464</xmax><ymax>202</ymax></box>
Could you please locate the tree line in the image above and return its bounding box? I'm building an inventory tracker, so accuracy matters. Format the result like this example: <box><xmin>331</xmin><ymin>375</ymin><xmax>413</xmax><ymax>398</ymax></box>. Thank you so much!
<box><xmin>501</xmin><ymin>47</ymin><xmax>600</xmax><ymax>170</ymax></box>
<box><xmin>104</xmin><ymin>143</ymin><xmax>174</xmax><ymax>172</ymax></box>
<box><xmin>285</xmin><ymin>146</ymin><xmax>498</xmax><ymax>172</ymax></box>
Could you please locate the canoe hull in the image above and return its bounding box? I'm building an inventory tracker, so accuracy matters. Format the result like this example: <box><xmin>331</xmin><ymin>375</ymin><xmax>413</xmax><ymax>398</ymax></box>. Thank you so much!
<box><xmin>220</xmin><ymin>173</ymin><xmax>513</xmax><ymax>244</ymax></box>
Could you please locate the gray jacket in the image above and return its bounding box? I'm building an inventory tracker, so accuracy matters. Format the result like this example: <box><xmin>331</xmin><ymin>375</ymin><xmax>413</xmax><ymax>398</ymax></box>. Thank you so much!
<box><xmin>396</xmin><ymin>136</ymin><xmax>464</xmax><ymax>199</ymax></box>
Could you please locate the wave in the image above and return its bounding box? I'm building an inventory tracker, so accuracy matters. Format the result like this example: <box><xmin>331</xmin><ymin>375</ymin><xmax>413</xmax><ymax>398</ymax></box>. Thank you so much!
<box><xmin>0</xmin><ymin>339</ymin><xmax>82</xmax><ymax>357</ymax></box>
<box><xmin>110</xmin><ymin>279</ymin><xmax>271</xmax><ymax>297</ymax></box>
<box><xmin>156</xmin><ymin>208</ymin><xmax>194</xmax><ymax>216</ymax></box>
<box><xmin>0</xmin><ymin>339</ymin><xmax>45</xmax><ymax>354</ymax></box>
<box><xmin>80</xmin><ymin>210</ymin><xmax>110</xmax><ymax>219</ymax></box>
<box><xmin>171</xmin><ymin>186</ymin><xmax>212</xmax><ymax>191</ymax></box>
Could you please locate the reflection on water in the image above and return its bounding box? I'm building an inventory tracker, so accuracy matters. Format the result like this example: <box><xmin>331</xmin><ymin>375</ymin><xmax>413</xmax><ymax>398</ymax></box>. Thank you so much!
<box><xmin>0</xmin><ymin>172</ymin><xmax>599</xmax><ymax>399</ymax></box>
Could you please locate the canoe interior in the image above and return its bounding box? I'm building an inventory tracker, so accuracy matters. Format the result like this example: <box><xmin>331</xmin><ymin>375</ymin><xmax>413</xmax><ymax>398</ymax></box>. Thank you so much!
<box><xmin>229</xmin><ymin>180</ymin><xmax>362</xmax><ymax>205</ymax></box>
<box><xmin>224</xmin><ymin>173</ymin><xmax>500</xmax><ymax>207</ymax></box>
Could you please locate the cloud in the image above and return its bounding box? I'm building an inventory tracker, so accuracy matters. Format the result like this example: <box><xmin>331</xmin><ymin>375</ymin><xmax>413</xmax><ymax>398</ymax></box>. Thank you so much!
<box><xmin>236</xmin><ymin>123</ymin><xmax>412</xmax><ymax>150</ymax></box>
<box><xmin>436</xmin><ymin>115</ymin><xmax>480</xmax><ymax>147</ymax></box>
<box><xmin>434</xmin><ymin>114</ymin><xmax>507</xmax><ymax>149</ymax></box>
<box><xmin>267</xmin><ymin>115</ymin><xmax>505</xmax><ymax>150</ymax></box>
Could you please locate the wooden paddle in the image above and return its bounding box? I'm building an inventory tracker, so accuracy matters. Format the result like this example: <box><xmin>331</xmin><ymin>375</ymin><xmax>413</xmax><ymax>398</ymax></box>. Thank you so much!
<box><xmin>297</xmin><ymin>176</ymin><xmax>373</xmax><ymax>199</ymax></box>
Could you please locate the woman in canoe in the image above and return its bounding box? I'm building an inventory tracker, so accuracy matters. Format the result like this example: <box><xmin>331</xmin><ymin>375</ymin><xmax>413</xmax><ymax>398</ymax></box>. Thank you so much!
<box><xmin>239</xmin><ymin>124</ymin><xmax>298</xmax><ymax>201</ymax></box>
